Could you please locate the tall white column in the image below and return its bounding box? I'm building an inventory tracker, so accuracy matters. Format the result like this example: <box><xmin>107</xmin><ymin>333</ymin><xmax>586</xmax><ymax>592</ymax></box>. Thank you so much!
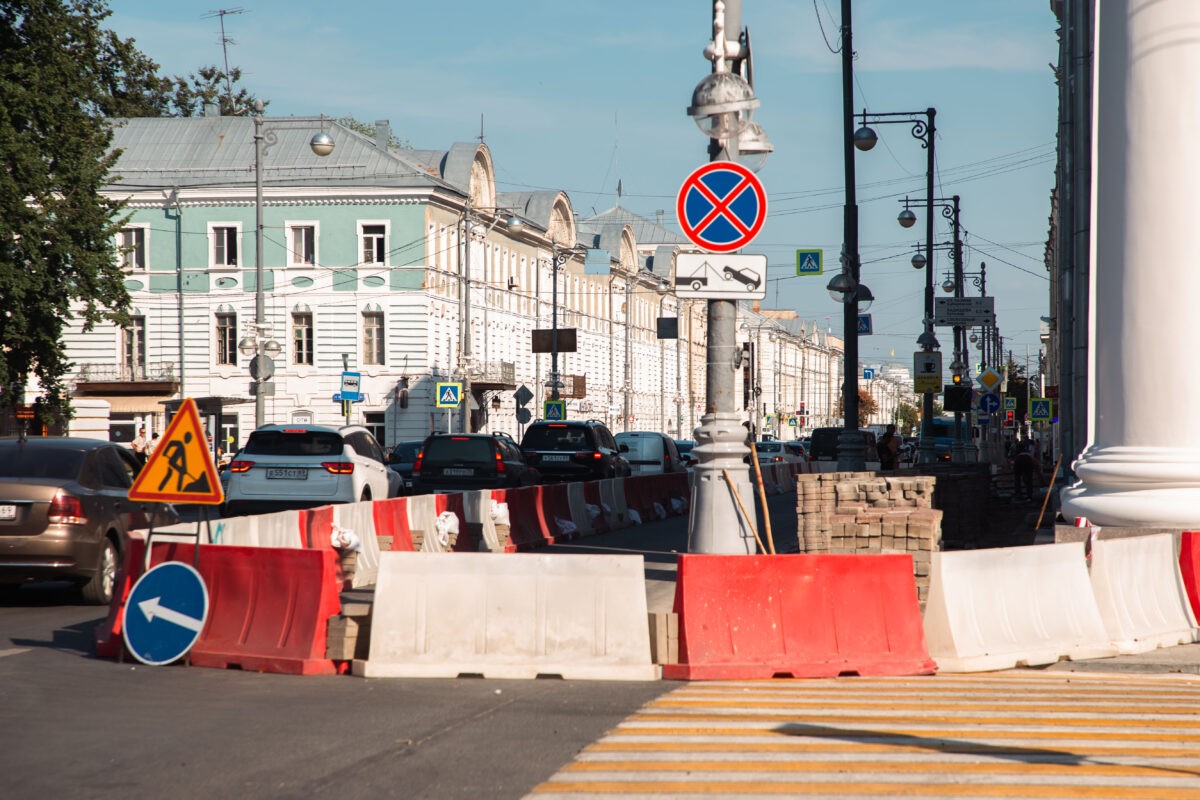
<box><xmin>1061</xmin><ymin>0</ymin><xmax>1200</xmax><ymax>526</ymax></box>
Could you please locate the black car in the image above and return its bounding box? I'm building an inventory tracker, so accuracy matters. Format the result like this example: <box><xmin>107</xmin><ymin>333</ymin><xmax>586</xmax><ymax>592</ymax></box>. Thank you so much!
<box><xmin>411</xmin><ymin>432</ymin><xmax>540</xmax><ymax>493</ymax></box>
<box><xmin>0</xmin><ymin>437</ymin><xmax>180</xmax><ymax>604</ymax></box>
<box><xmin>519</xmin><ymin>420</ymin><xmax>631</xmax><ymax>482</ymax></box>
<box><xmin>385</xmin><ymin>440</ymin><xmax>423</xmax><ymax>492</ymax></box>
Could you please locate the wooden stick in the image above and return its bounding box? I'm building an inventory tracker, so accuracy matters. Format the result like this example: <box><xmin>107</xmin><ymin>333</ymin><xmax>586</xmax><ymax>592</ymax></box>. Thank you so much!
<box><xmin>748</xmin><ymin>442</ymin><xmax>776</xmax><ymax>554</ymax></box>
<box><xmin>1035</xmin><ymin>454</ymin><xmax>1065</xmax><ymax>532</ymax></box>
<box><xmin>723</xmin><ymin>468</ymin><xmax>766</xmax><ymax>554</ymax></box>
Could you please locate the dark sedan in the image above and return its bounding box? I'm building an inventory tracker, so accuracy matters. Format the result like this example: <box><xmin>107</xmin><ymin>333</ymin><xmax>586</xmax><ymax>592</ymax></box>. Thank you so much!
<box><xmin>0</xmin><ymin>437</ymin><xmax>179</xmax><ymax>604</ymax></box>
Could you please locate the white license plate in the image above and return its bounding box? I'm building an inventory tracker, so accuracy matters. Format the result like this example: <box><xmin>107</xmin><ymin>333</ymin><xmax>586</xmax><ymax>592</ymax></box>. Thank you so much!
<box><xmin>442</xmin><ymin>468</ymin><xmax>474</xmax><ymax>476</ymax></box>
<box><xmin>266</xmin><ymin>468</ymin><xmax>308</xmax><ymax>480</ymax></box>
<box><xmin>0</xmin><ymin>504</ymin><xmax>15</xmax><ymax>520</ymax></box>
<box><xmin>542</xmin><ymin>454</ymin><xmax>570</xmax><ymax>462</ymax></box>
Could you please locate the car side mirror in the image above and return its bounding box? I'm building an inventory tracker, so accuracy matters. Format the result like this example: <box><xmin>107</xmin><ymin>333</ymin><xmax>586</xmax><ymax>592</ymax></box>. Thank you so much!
<box><xmin>619</xmin><ymin>443</ymin><xmax>629</xmax><ymax>453</ymax></box>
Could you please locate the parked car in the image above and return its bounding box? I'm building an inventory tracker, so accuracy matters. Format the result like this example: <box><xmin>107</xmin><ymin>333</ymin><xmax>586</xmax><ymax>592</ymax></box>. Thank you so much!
<box><xmin>674</xmin><ymin>439</ymin><xmax>697</xmax><ymax>468</ymax></box>
<box><xmin>614</xmin><ymin>431</ymin><xmax>688</xmax><ymax>476</ymax></box>
<box><xmin>385</xmin><ymin>440</ymin><xmax>424</xmax><ymax>492</ymax></box>
<box><xmin>519</xmin><ymin>420</ymin><xmax>631</xmax><ymax>482</ymax></box>
<box><xmin>223</xmin><ymin>424</ymin><xmax>400</xmax><ymax>516</ymax></box>
<box><xmin>807</xmin><ymin>426</ymin><xmax>881</xmax><ymax>469</ymax></box>
<box><xmin>753</xmin><ymin>439</ymin><xmax>807</xmax><ymax>465</ymax></box>
<box><xmin>410</xmin><ymin>432</ymin><xmax>540</xmax><ymax>493</ymax></box>
<box><xmin>0</xmin><ymin>437</ymin><xmax>180</xmax><ymax>604</ymax></box>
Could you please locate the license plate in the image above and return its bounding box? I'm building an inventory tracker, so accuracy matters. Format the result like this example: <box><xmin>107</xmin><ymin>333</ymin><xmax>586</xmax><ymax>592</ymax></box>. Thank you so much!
<box><xmin>442</xmin><ymin>468</ymin><xmax>474</xmax><ymax>477</ymax></box>
<box><xmin>542</xmin><ymin>454</ymin><xmax>570</xmax><ymax>463</ymax></box>
<box><xmin>0</xmin><ymin>504</ymin><xmax>15</xmax><ymax>520</ymax></box>
<box><xmin>266</xmin><ymin>468</ymin><xmax>308</xmax><ymax>480</ymax></box>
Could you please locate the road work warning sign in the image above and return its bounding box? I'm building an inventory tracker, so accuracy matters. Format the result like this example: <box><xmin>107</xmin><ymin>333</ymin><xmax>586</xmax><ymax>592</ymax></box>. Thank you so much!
<box><xmin>128</xmin><ymin>397</ymin><xmax>223</xmax><ymax>505</ymax></box>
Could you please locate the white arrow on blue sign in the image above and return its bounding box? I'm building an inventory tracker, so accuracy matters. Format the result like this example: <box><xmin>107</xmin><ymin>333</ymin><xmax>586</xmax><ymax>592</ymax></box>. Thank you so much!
<box><xmin>979</xmin><ymin>392</ymin><xmax>1002</xmax><ymax>415</ymax></box>
<box><xmin>123</xmin><ymin>561</ymin><xmax>209</xmax><ymax>666</ymax></box>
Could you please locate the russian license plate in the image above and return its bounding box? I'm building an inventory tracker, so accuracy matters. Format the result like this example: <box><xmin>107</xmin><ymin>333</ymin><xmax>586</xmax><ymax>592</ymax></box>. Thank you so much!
<box><xmin>266</xmin><ymin>468</ymin><xmax>308</xmax><ymax>480</ymax></box>
<box><xmin>542</xmin><ymin>454</ymin><xmax>570</xmax><ymax>463</ymax></box>
<box><xmin>0</xmin><ymin>504</ymin><xmax>15</xmax><ymax>520</ymax></box>
<box><xmin>442</xmin><ymin>468</ymin><xmax>474</xmax><ymax>477</ymax></box>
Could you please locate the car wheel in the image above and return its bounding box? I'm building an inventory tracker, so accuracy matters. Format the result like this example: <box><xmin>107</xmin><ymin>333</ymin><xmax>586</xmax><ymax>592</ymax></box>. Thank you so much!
<box><xmin>360</xmin><ymin>489</ymin><xmax>371</xmax><ymax>502</ymax></box>
<box><xmin>80</xmin><ymin>537</ymin><xmax>118</xmax><ymax>606</ymax></box>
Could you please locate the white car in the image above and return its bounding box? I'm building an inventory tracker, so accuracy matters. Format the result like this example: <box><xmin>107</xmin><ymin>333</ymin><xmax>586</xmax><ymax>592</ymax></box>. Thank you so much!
<box><xmin>223</xmin><ymin>424</ymin><xmax>400</xmax><ymax>516</ymax></box>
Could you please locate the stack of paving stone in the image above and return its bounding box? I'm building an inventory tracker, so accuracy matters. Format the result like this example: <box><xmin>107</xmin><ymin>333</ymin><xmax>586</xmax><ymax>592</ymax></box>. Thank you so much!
<box><xmin>795</xmin><ymin>472</ymin><xmax>942</xmax><ymax>608</ymax></box>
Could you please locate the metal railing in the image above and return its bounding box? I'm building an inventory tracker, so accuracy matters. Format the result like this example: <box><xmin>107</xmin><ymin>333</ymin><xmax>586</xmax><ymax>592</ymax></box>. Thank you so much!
<box><xmin>77</xmin><ymin>362</ymin><xmax>177</xmax><ymax>382</ymax></box>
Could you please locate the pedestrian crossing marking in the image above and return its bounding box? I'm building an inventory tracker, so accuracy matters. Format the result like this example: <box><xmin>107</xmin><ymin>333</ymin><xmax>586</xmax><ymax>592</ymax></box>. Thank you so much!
<box><xmin>530</xmin><ymin>674</ymin><xmax>1200</xmax><ymax>798</ymax></box>
<box><xmin>128</xmin><ymin>397</ymin><xmax>222</xmax><ymax>505</ymax></box>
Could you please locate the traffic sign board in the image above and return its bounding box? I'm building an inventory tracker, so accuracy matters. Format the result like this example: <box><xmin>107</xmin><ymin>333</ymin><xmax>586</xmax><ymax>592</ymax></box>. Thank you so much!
<box><xmin>857</xmin><ymin>314</ymin><xmax>873</xmax><ymax>335</ymax></box>
<box><xmin>863</xmin><ymin>368</ymin><xmax>875</xmax><ymax>380</ymax></box>
<box><xmin>129</xmin><ymin>398</ymin><xmax>222</xmax><ymax>505</ymax></box>
<box><xmin>340</xmin><ymin>371</ymin><xmax>362</xmax><ymax>402</ymax></box>
<box><xmin>1030</xmin><ymin>398</ymin><xmax>1053</xmax><ymax>421</ymax></box>
<box><xmin>913</xmin><ymin>351</ymin><xmax>942</xmax><ymax>394</ymax></box>
<box><xmin>977</xmin><ymin>367</ymin><xmax>1003</xmax><ymax>391</ymax></box>
<box><xmin>934</xmin><ymin>296</ymin><xmax>996</xmax><ymax>327</ymax></box>
<box><xmin>124</xmin><ymin>561</ymin><xmax>209</xmax><ymax>666</ymax></box>
<box><xmin>795</xmin><ymin>249</ymin><xmax>823</xmax><ymax>275</ymax></box>
<box><xmin>979</xmin><ymin>392</ymin><xmax>1002</xmax><ymax>415</ymax></box>
<box><xmin>435</xmin><ymin>382</ymin><xmax>462</xmax><ymax>408</ymax></box>
<box><xmin>543</xmin><ymin>399</ymin><xmax>566</xmax><ymax>421</ymax></box>
<box><xmin>674</xmin><ymin>253</ymin><xmax>767</xmax><ymax>299</ymax></box>
<box><xmin>1004</xmin><ymin>397</ymin><xmax>1017</xmax><ymax>410</ymax></box>
<box><xmin>676</xmin><ymin>161</ymin><xmax>767</xmax><ymax>253</ymax></box>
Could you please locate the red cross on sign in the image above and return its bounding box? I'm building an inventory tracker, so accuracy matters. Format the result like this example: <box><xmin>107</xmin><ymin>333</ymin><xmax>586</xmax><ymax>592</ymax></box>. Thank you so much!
<box><xmin>676</xmin><ymin>161</ymin><xmax>767</xmax><ymax>253</ymax></box>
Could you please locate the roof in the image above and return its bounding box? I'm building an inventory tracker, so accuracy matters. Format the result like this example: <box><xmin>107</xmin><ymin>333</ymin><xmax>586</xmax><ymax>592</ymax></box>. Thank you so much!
<box><xmin>580</xmin><ymin>206</ymin><xmax>688</xmax><ymax>246</ymax></box>
<box><xmin>104</xmin><ymin>116</ymin><xmax>454</xmax><ymax>192</ymax></box>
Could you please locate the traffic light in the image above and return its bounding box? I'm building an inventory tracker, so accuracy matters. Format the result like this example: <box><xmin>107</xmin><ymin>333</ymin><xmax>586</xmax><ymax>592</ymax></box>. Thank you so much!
<box><xmin>1005</xmin><ymin>410</ymin><xmax>1015</xmax><ymax>425</ymax></box>
<box><xmin>952</xmin><ymin>373</ymin><xmax>963</xmax><ymax>384</ymax></box>
<box><xmin>943</xmin><ymin>384</ymin><xmax>972</xmax><ymax>412</ymax></box>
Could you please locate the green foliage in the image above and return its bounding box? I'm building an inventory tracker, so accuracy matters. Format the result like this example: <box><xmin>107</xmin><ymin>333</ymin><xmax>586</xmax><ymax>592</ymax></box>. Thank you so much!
<box><xmin>0</xmin><ymin>0</ymin><xmax>136</xmax><ymax>411</ymax></box>
<box><xmin>896</xmin><ymin>402</ymin><xmax>920</xmax><ymax>434</ymax></box>
<box><xmin>166</xmin><ymin>65</ymin><xmax>265</xmax><ymax>118</ymax></box>
<box><xmin>336</xmin><ymin>116</ymin><xmax>411</xmax><ymax>149</ymax></box>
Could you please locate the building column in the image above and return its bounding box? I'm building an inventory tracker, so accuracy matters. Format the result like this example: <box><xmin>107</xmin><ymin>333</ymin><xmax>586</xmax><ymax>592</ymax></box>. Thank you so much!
<box><xmin>1061</xmin><ymin>0</ymin><xmax>1200</xmax><ymax>526</ymax></box>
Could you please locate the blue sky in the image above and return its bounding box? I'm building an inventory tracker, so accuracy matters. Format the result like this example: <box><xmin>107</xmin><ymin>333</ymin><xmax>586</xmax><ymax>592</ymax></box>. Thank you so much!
<box><xmin>106</xmin><ymin>0</ymin><xmax>1058</xmax><ymax>370</ymax></box>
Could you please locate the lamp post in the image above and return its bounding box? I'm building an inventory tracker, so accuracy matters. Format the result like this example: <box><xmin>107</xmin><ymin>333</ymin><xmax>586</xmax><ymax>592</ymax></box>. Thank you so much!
<box><xmin>852</xmin><ymin>106</ymin><xmax>938</xmax><ymax>463</ymax></box>
<box><xmin>460</xmin><ymin>201</ymin><xmax>523</xmax><ymax>431</ymax></box>
<box><xmin>547</xmin><ymin>242</ymin><xmax>586</xmax><ymax>402</ymax></box>
<box><xmin>685</xmin><ymin>0</ymin><xmax>771</xmax><ymax>554</ymax></box>
<box><xmin>244</xmin><ymin>101</ymin><xmax>335</xmax><ymax>428</ymax></box>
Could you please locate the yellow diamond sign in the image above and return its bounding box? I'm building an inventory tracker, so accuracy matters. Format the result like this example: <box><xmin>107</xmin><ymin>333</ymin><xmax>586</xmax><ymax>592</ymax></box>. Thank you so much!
<box><xmin>977</xmin><ymin>367</ymin><xmax>1003</xmax><ymax>391</ymax></box>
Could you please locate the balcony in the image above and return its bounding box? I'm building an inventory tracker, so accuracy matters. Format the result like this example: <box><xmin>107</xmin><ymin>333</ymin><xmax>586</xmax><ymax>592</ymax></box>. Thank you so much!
<box><xmin>471</xmin><ymin>360</ymin><xmax>517</xmax><ymax>392</ymax></box>
<box><xmin>73</xmin><ymin>362</ymin><xmax>180</xmax><ymax>396</ymax></box>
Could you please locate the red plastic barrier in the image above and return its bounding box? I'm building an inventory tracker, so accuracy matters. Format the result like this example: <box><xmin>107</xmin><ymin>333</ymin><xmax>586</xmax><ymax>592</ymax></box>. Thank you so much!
<box><xmin>434</xmin><ymin>492</ymin><xmax>477</xmax><ymax>551</ymax></box>
<box><xmin>299</xmin><ymin>505</ymin><xmax>335</xmax><ymax>549</ymax></box>
<box><xmin>663</xmin><ymin>553</ymin><xmax>937</xmax><ymax>680</ymax></box>
<box><xmin>623</xmin><ymin>475</ymin><xmax>651</xmax><ymax>520</ymax></box>
<box><xmin>95</xmin><ymin>541</ymin><xmax>342</xmax><ymax>675</ymax></box>
<box><xmin>1181</xmin><ymin>531</ymin><xmax>1200</xmax><ymax>622</ymax></box>
<box><xmin>372</xmin><ymin>496</ymin><xmax>415</xmax><ymax>551</ymax></box>
<box><xmin>582</xmin><ymin>480</ymin><xmax>610</xmax><ymax>534</ymax></box>
<box><xmin>497</xmin><ymin>486</ymin><xmax>550</xmax><ymax>550</ymax></box>
<box><xmin>538</xmin><ymin>482</ymin><xmax>577</xmax><ymax>541</ymax></box>
<box><xmin>94</xmin><ymin>536</ymin><xmax>149</xmax><ymax>659</ymax></box>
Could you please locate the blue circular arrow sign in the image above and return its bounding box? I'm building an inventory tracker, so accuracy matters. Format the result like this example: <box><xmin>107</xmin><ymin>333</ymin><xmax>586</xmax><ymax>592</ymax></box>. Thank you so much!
<box><xmin>676</xmin><ymin>161</ymin><xmax>767</xmax><ymax>253</ymax></box>
<box><xmin>124</xmin><ymin>561</ymin><xmax>209</xmax><ymax>666</ymax></box>
<box><xmin>979</xmin><ymin>392</ymin><xmax>1002</xmax><ymax>415</ymax></box>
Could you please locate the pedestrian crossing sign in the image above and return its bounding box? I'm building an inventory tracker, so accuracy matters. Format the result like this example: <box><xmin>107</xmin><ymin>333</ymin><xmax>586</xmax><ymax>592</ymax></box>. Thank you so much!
<box><xmin>543</xmin><ymin>399</ymin><xmax>566</xmax><ymax>421</ymax></box>
<box><xmin>435</xmin><ymin>382</ymin><xmax>463</xmax><ymax>408</ymax></box>
<box><xmin>1030</xmin><ymin>398</ymin><xmax>1052</xmax><ymax>422</ymax></box>
<box><xmin>128</xmin><ymin>397</ymin><xmax>222</xmax><ymax>505</ymax></box>
<box><xmin>795</xmin><ymin>249</ymin><xmax>823</xmax><ymax>275</ymax></box>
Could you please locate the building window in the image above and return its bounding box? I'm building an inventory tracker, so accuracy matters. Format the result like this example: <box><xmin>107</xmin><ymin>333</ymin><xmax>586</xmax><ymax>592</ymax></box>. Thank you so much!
<box><xmin>215</xmin><ymin>312</ymin><xmax>237</xmax><ymax>366</ymax></box>
<box><xmin>118</xmin><ymin>226</ymin><xmax>146</xmax><ymax>271</ymax></box>
<box><xmin>363</xmin><ymin>311</ymin><xmax>385</xmax><ymax>365</ymax></box>
<box><xmin>211</xmin><ymin>225</ymin><xmax>239</xmax><ymax>267</ymax></box>
<box><xmin>360</xmin><ymin>223</ymin><xmax>387</xmax><ymax>265</ymax></box>
<box><xmin>292</xmin><ymin>312</ymin><xmax>314</xmax><ymax>365</ymax></box>
<box><xmin>122</xmin><ymin>316</ymin><xmax>146</xmax><ymax>380</ymax></box>
<box><xmin>288</xmin><ymin>223</ymin><xmax>316</xmax><ymax>266</ymax></box>
<box><xmin>363</xmin><ymin>412</ymin><xmax>385</xmax><ymax>446</ymax></box>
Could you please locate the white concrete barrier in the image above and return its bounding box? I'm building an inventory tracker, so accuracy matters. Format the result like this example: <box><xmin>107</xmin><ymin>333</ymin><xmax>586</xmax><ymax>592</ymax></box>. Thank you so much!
<box><xmin>566</xmin><ymin>481</ymin><xmax>598</xmax><ymax>536</ymax></box>
<box><xmin>600</xmin><ymin>478</ymin><xmax>629</xmax><ymax>529</ymax></box>
<box><xmin>923</xmin><ymin>542</ymin><xmax>1118</xmax><ymax>672</ymax></box>
<box><xmin>1090</xmin><ymin>534</ymin><xmax>1199</xmax><ymax>654</ymax></box>
<box><xmin>404</xmin><ymin>494</ymin><xmax>443</xmax><ymax>552</ymax></box>
<box><xmin>154</xmin><ymin>509</ymin><xmax>303</xmax><ymax>548</ymax></box>
<box><xmin>354</xmin><ymin>552</ymin><xmax>658</xmax><ymax>680</ymax></box>
<box><xmin>462</xmin><ymin>490</ymin><xmax>501</xmax><ymax>552</ymax></box>
<box><xmin>330</xmin><ymin>500</ymin><xmax>381</xmax><ymax>588</ymax></box>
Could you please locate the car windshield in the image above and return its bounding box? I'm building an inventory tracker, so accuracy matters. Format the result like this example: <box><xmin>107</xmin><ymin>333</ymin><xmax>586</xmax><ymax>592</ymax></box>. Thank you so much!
<box><xmin>675</xmin><ymin>441</ymin><xmax>694</xmax><ymax>455</ymax></box>
<box><xmin>421</xmin><ymin>437</ymin><xmax>494</xmax><ymax>465</ymax></box>
<box><xmin>522</xmin><ymin>426</ymin><xmax>587</xmax><ymax>451</ymax></box>
<box><xmin>243</xmin><ymin>430</ymin><xmax>344</xmax><ymax>457</ymax></box>
<box><xmin>756</xmin><ymin>442</ymin><xmax>782</xmax><ymax>453</ymax></box>
<box><xmin>0</xmin><ymin>444</ymin><xmax>84</xmax><ymax>479</ymax></box>
<box><xmin>389</xmin><ymin>442</ymin><xmax>421</xmax><ymax>462</ymax></box>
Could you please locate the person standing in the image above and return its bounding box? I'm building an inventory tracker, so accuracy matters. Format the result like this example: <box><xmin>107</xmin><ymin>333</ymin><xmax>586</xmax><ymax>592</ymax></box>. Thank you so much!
<box><xmin>877</xmin><ymin>424</ymin><xmax>901</xmax><ymax>470</ymax></box>
<box><xmin>131</xmin><ymin>426</ymin><xmax>148</xmax><ymax>464</ymax></box>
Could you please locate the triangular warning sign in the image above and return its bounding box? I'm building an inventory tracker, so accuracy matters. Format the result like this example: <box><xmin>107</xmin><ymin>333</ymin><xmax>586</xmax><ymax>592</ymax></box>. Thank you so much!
<box><xmin>440</xmin><ymin>385</ymin><xmax>458</xmax><ymax>403</ymax></box>
<box><xmin>802</xmin><ymin>255</ymin><xmax>818</xmax><ymax>270</ymax></box>
<box><xmin>129</xmin><ymin>398</ymin><xmax>224</xmax><ymax>505</ymax></box>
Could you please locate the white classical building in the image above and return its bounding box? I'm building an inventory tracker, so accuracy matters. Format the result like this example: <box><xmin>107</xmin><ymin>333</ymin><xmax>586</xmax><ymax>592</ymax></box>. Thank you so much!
<box><xmin>58</xmin><ymin>112</ymin><xmax>850</xmax><ymax>451</ymax></box>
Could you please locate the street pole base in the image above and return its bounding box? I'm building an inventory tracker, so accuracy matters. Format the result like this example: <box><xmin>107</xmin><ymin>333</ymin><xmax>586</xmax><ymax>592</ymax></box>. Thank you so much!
<box><xmin>688</xmin><ymin>412</ymin><xmax>756</xmax><ymax>554</ymax></box>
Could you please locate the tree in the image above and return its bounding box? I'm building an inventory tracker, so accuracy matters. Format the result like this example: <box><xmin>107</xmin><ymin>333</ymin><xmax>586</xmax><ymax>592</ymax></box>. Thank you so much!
<box><xmin>0</xmin><ymin>0</ymin><xmax>147</xmax><ymax>419</ymax></box>
<box><xmin>896</xmin><ymin>402</ymin><xmax>920</xmax><ymax>435</ymax></box>
<box><xmin>835</xmin><ymin>387</ymin><xmax>880</xmax><ymax>428</ymax></box>
<box><xmin>167</xmin><ymin>65</ymin><xmax>265</xmax><ymax>117</ymax></box>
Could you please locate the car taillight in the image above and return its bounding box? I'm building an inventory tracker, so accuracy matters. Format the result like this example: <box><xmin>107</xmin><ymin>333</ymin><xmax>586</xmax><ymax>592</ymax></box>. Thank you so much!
<box><xmin>48</xmin><ymin>490</ymin><xmax>87</xmax><ymax>525</ymax></box>
<box><xmin>228</xmin><ymin>460</ymin><xmax>254</xmax><ymax>473</ymax></box>
<box><xmin>495</xmin><ymin>449</ymin><xmax>506</xmax><ymax>473</ymax></box>
<box><xmin>574</xmin><ymin>450</ymin><xmax>602</xmax><ymax>461</ymax></box>
<box><xmin>413</xmin><ymin>450</ymin><xmax>424</xmax><ymax>475</ymax></box>
<box><xmin>322</xmin><ymin>461</ymin><xmax>355</xmax><ymax>475</ymax></box>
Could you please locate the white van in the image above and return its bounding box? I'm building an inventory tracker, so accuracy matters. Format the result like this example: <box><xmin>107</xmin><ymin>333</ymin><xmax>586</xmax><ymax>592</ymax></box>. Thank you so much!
<box><xmin>614</xmin><ymin>431</ymin><xmax>688</xmax><ymax>476</ymax></box>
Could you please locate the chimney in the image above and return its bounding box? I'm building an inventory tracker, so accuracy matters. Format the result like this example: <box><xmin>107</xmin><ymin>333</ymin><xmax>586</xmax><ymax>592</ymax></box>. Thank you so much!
<box><xmin>203</xmin><ymin>102</ymin><xmax>220</xmax><ymax>117</ymax></box>
<box><xmin>375</xmin><ymin>120</ymin><xmax>391</xmax><ymax>150</ymax></box>
<box><xmin>655</xmin><ymin>209</ymin><xmax>665</xmax><ymax>225</ymax></box>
